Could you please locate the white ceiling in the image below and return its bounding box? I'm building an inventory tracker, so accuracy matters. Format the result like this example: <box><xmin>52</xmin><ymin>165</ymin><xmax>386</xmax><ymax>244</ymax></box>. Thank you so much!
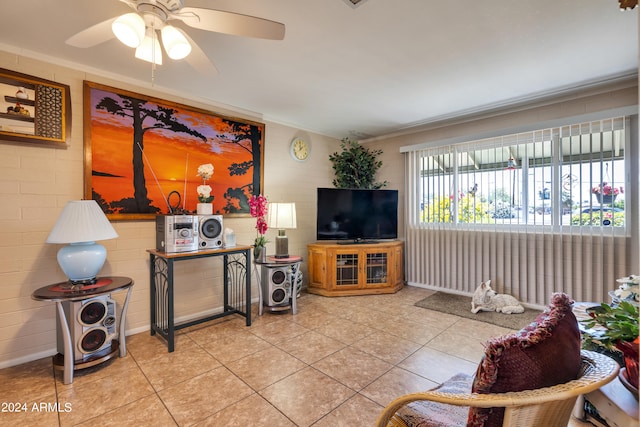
<box><xmin>0</xmin><ymin>0</ymin><xmax>637</xmax><ymax>140</ymax></box>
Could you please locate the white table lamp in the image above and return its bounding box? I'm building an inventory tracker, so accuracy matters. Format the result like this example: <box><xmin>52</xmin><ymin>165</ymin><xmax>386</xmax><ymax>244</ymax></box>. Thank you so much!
<box><xmin>267</xmin><ymin>203</ymin><xmax>297</xmax><ymax>258</ymax></box>
<box><xmin>46</xmin><ymin>200</ymin><xmax>118</xmax><ymax>286</ymax></box>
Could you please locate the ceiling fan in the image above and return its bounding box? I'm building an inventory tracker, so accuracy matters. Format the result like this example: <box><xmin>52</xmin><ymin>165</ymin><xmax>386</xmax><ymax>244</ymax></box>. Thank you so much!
<box><xmin>66</xmin><ymin>0</ymin><xmax>285</xmax><ymax>74</ymax></box>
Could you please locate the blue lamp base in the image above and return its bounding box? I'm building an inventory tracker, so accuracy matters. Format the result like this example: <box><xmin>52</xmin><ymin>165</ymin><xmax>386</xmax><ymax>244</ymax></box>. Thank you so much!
<box><xmin>57</xmin><ymin>241</ymin><xmax>107</xmax><ymax>284</ymax></box>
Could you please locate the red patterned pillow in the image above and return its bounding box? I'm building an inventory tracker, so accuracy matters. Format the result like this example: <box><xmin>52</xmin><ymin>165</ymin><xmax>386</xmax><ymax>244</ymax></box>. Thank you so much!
<box><xmin>467</xmin><ymin>293</ymin><xmax>581</xmax><ymax>427</ymax></box>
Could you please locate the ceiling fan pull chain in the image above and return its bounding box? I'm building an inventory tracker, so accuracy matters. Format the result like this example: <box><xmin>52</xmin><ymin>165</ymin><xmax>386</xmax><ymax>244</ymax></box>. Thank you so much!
<box><xmin>151</xmin><ymin>21</ymin><xmax>157</xmax><ymax>85</ymax></box>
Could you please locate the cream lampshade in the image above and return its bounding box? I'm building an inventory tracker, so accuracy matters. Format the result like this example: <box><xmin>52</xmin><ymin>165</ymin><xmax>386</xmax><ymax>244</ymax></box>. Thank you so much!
<box><xmin>267</xmin><ymin>203</ymin><xmax>297</xmax><ymax>258</ymax></box>
<box><xmin>46</xmin><ymin>200</ymin><xmax>118</xmax><ymax>285</ymax></box>
<box><xmin>112</xmin><ymin>13</ymin><xmax>145</xmax><ymax>48</ymax></box>
<box><xmin>161</xmin><ymin>25</ymin><xmax>192</xmax><ymax>60</ymax></box>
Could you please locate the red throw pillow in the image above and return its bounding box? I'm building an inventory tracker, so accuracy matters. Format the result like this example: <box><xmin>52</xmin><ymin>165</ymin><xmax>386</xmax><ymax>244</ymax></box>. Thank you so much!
<box><xmin>467</xmin><ymin>293</ymin><xmax>582</xmax><ymax>427</ymax></box>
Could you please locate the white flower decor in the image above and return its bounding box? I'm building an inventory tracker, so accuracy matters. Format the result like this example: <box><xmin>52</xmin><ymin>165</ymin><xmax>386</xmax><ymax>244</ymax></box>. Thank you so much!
<box><xmin>197</xmin><ymin>163</ymin><xmax>214</xmax><ymax>180</ymax></box>
<box><xmin>197</xmin><ymin>185</ymin><xmax>212</xmax><ymax>200</ymax></box>
<box><xmin>196</xmin><ymin>163</ymin><xmax>214</xmax><ymax>203</ymax></box>
<box><xmin>613</xmin><ymin>275</ymin><xmax>640</xmax><ymax>303</ymax></box>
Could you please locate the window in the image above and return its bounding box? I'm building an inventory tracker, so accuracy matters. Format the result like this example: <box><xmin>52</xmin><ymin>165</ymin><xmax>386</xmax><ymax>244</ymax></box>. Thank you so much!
<box><xmin>413</xmin><ymin>117</ymin><xmax>628</xmax><ymax>229</ymax></box>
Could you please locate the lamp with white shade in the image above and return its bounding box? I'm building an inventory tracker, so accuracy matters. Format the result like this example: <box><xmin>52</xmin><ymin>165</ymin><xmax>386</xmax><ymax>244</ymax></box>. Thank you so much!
<box><xmin>46</xmin><ymin>200</ymin><xmax>118</xmax><ymax>287</ymax></box>
<box><xmin>267</xmin><ymin>203</ymin><xmax>297</xmax><ymax>259</ymax></box>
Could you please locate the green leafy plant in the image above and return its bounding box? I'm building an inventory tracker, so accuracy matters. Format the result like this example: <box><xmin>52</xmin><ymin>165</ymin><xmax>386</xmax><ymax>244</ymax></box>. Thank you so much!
<box><xmin>581</xmin><ymin>301</ymin><xmax>639</xmax><ymax>390</ymax></box>
<box><xmin>329</xmin><ymin>138</ymin><xmax>388</xmax><ymax>189</ymax></box>
<box><xmin>581</xmin><ymin>301</ymin><xmax>639</xmax><ymax>350</ymax></box>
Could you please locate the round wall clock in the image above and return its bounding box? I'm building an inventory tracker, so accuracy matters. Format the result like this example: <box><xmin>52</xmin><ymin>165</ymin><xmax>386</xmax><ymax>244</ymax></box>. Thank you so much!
<box><xmin>290</xmin><ymin>137</ymin><xmax>310</xmax><ymax>161</ymax></box>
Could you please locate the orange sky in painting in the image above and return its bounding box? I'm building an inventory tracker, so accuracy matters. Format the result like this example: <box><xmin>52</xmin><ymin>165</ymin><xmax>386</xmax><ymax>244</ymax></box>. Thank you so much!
<box><xmin>89</xmin><ymin>87</ymin><xmax>260</xmax><ymax>214</ymax></box>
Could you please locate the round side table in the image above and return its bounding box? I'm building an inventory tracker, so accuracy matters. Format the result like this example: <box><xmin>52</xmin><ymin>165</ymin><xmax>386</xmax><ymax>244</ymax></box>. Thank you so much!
<box><xmin>32</xmin><ymin>276</ymin><xmax>133</xmax><ymax>384</ymax></box>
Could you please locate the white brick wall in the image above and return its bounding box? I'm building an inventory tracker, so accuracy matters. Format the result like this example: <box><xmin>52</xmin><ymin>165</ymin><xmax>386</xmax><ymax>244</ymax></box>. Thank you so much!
<box><xmin>0</xmin><ymin>50</ymin><xmax>339</xmax><ymax>368</ymax></box>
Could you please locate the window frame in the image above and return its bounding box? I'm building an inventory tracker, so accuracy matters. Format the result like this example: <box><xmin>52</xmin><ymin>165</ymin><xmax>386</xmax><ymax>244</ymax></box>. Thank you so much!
<box><xmin>411</xmin><ymin>116</ymin><xmax>630</xmax><ymax>235</ymax></box>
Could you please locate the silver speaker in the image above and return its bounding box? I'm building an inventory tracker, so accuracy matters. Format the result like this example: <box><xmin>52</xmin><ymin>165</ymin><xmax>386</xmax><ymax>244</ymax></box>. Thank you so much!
<box><xmin>198</xmin><ymin>215</ymin><xmax>223</xmax><ymax>249</ymax></box>
<box><xmin>261</xmin><ymin>266</ymin><xmax>291</xmax><ymax>306</ymax></box>
<box><xmin>56</xmin><ymin>296</ymin><xmax>117</xmax><ymax>362</ymax></box>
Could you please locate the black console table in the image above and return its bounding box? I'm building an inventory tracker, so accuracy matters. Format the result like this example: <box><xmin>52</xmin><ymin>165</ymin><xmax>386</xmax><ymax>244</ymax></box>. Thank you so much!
<box><xmin>147</xmin><ymin>246</ymin><xmax>252</xmax><ymax>352</ymax></box>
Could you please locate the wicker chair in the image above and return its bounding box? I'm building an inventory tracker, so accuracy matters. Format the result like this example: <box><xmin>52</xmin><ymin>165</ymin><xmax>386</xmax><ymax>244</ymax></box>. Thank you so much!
<box><xmin>375</xmin><ymin>350</ymin><xmax>619</xmax><ymax>427</ymax></box>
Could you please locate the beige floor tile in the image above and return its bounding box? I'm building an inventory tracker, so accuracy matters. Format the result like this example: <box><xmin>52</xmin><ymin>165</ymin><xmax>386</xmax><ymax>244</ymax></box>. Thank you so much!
<box><xmin>399</xmin><ymin>306</ymin><xmax>463</xmax><ymax>329</ymax></box>
<box><xmin>260</xmin><ymin>367</ymin><xmax>355</xmax><ymax>426</ymax></box>
<box><xmin>193</xmin><ymin>393</ymin><xmax>295</xmax><ymax>427</ymax></box>
<box><xmin>226</xmin><ymin>346</ymin><xmax>307</xmax><ymax>390</ymax></box>
<box><xmin>200</xmin><ymin>329</ymin><xmax>271</xmax><ymax>364</ymax></box>
<box><xmin>290</xmin><ymin>309</ymin><xmax>333</xmax><ymax>329</ymax></box>
<box><xmin>277</xmin><ymin>330</ymin><xmax>346</xmax><ymax>364</ymax></box>
<box><xmin>136</xmin><ymin>341</ymin><xmax>222</xmax><ymax>391</ymax></box>
<box><xmin>73</xmin><ymin>394</ymin><xmax>177</xmax><ymax>427</ymax></box>
<box><xmin>126</xmin><ymin>331</ymin><xmax>191</xmax><ymax>363</ymax></box>
<box><xmin>1</xmin><ymin>286</ymin><xmax>571</xmax><ymax>427</ymax></box>
<box><xmin>57</xmin><ymin>365</ymin><xmax>155</xmax><ymax>426</ymax></box>
<box><xmin>0</xmin><ymin>401</ymin><xmax>60</xmax><ymax>427</ymax></box>
<box><xmin>360</xmin><ymin>366</ymin><xmax>439</xmax><ymax>407</ymax></box>
<box><xmin>312</xmin><ymin>346</ymin><xmax>393</xmax><ymax>391</ymax></box>
<box><xmin>312</xmin><ymin>393</ymin><xmax>383</xmax><ymax>427</ymax></box>
<box><xmin>247</xmin><ymin>309</ymin><xmax>287</xmax><ymax>326</ymax></box>
<box><xmin>341</xmin><ymin>306</ymin><xmax>398</xmax><ymax>329</ymax></box>
<box><xmin>381</xmin><ymin>316</ymin><xmax>442</xmax><ymax>345</ymax></box>
<box><xmin>309</xmin><ymin>297</ymin><xmax>354</xmax><ymax>317</ymax></box>
<box><xmin>351</xmin><ymin>330</ymin><xmax>421</xmax><ymax>365</ymax></box>
<box><xmin>184</xmin><ymin>317</ymin><xmax>245</xmax><ymax>344</ymax></box>
<box><xmin>248</xmin><ymin>317</ymin><xmax>310</xmax><ymax>345</ymax></box>
<box><xmin>451</xmin><ymin>317</ymin><xmax>514</xmax><ymax>342</ymax></box>
<box><xmin>0</xmin><ymin>357</ymin><xmax>55</xmax><ymax>402</ymax></box>
<box><xmin>55</xmin><ymin>354</ymin><xmax>139</xmax><ymax>390</ymax></box>
<box><xmin>427</xmin><ymin>328</ymin><xmax>488</xmax><ymax>363</ymax></box>
<box><xmin>158</xmin><ymin>366</ymin><xmax>254</xmax><ymax>426</ymax></box>
<box><xmin>312</xmin><ymin>316</ymin><xmax>377</xmax><ymax>345</ymax></box>
<box><xmin>398</xmin><ymin>346</ymin><xmax>478</xmax><ymax>384</ymax></box>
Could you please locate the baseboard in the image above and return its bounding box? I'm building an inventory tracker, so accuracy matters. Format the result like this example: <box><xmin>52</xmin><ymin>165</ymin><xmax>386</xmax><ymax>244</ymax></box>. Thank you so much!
<box><xmin>1</xmin><ymin>296</ymin><xmax>260</xmax><ymax>369</ymax></box>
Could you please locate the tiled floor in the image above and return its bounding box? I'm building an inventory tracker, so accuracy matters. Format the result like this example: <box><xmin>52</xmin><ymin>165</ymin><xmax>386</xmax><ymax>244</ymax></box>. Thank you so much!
<box><xmin>0</xmin><ymin>287</ymin><xmax>593</xmax><ymax>426</ymax></box>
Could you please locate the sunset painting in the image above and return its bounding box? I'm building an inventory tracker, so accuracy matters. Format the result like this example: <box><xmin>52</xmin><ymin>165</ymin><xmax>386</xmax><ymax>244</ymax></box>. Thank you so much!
<box><xmin>83</xmin><ymin>81</ymin><xmax>264</xmax><ymax>220</ymax></box>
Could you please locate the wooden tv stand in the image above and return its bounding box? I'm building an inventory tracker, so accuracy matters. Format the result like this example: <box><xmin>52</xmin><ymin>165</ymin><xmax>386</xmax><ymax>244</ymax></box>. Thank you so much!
<box><xmin>307</xmin><ymin>241</ymin><xmax>404</xmax><ymax>297</ymax></box>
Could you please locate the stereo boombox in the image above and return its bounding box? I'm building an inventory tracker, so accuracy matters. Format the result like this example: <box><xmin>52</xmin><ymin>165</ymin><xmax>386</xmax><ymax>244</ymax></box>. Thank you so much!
<box><xmin>156</xmin><ymin>214</ymin><xmax>224</xmax><ymax>253</ymax></box>
<box><xmin>198</xmin><ymin>214</ymin><xmax>224</xmax><ymax>249</ymax></box>
<box><xmin>57</xmin><ymin>296</ymin><xmax>117</xmax><ymax>362</ymax></box>
<box><xmin>156</xmin><ymin>215</ymin><xmax>199</xmax><ymax>253</ymax></box>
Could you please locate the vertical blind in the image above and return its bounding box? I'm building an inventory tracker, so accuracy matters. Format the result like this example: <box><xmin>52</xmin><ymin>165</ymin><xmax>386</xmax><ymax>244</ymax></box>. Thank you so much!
<box><xmin>404</xmin><ymin>117</ymin><xmax>630</xmax><ymax>306</ymax></box>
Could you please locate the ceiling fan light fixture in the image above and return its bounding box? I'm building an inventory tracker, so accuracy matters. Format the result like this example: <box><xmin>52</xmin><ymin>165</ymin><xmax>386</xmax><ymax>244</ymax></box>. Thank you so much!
<box><xmin>112</xmin><ymin>13</ymin><xmax>146</xmax><ymax>48</ymax></box>
<box><xmin>161</xmin><ymin>25</ymin><xmax>192</xmax><ymax>60</ymax></box>
<box><xmin>135</xmin><ymin>30</ymin><xmax>163</xmax><ymax>65</ymax></box>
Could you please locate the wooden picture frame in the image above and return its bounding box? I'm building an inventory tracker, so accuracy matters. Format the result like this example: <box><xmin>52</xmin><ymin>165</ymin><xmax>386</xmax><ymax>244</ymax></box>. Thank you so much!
<box><xmin>0</xmin><ymin>68</ymin><xmax>71</xmax><ymax>146</ymax></box>
<box><xmin>83</xmin><ymin>81</ymin><xmax>265</xmax><ymax>220</ymax></box>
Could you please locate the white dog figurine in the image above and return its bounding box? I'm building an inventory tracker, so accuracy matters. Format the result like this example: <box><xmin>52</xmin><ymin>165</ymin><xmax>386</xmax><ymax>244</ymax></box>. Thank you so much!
<box><xmin>471</xmin><ymin>280</ymin><xmax>525</xmax><ymax>314</ymax></box>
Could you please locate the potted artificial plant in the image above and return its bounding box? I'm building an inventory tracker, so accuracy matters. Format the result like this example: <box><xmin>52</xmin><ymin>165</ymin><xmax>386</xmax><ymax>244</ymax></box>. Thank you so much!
<box><xmin>582</xmin><ymin>296</ymin><xmax>639</xmax><ymax>397</ymax></box>
<box><xmin>329</xmin><ymin>138</ymin><xmax>388</xmax><ymax>189</ymax></box>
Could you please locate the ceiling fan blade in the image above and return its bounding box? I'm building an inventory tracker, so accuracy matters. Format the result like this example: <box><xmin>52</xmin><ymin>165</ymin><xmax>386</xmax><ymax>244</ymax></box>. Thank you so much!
<box><xmin>177</xmin><ymin>7</ymin><xmax>285</xmax><ymax>40</ymax></box>
<box><xmin>66</xmin><ymin>18</ymin><xmax>117</xmax><ymax>48</ymax></box>
<box><xmin>180</xmin><ymin>31</ymin><xmax>218</xmax><ymax>76</ymax></box>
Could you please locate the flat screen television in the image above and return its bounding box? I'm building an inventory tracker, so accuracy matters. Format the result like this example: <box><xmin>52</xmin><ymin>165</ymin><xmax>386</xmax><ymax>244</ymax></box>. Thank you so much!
<box><xmin>316</xmin><ymin>187</ymin><xmax>398</xmax><ymax>242</ymax></box>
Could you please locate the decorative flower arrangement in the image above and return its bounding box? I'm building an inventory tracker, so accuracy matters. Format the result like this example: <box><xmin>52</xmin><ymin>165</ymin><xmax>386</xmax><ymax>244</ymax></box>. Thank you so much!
<box><xmin>581</xmin><ymin>274</ymin><xmax>640</xmax><ymax>393</ymax></box>
<box><xmin>249</xmin><ymin>194</ymin><xmax>269</xmax><ymax>250</ymax></box>
<box><xmin>581</xmin><ymin>301</ymin><xmax>639</xmax><ymax>391</ymax></box>
<box><xmin>613</xmin><ymin>274</ymin><xmax>640</xmax><ymax>304</ymax></box>
<box><xmin>591</xmin><ymin>182</ymin><xmax>623</xmax><ymax>196</ymax></box>
<box><xmin>196</xmin><ymin>163</ymin><xmax>214</xmax><ymax>203</ymax></box>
